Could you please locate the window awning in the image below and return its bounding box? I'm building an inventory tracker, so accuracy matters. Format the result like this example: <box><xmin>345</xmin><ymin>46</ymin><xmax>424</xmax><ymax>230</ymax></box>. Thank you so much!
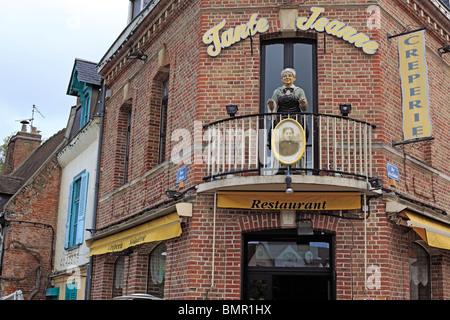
<box><xmin>87</xmin><ymin>212</ymin><xmax>182</xmax><ymax>256</ymax></box>
<box><xmin>403</xmin><ymin>210</ymin><xmax>450</xmax><ymax>251</ymax></box>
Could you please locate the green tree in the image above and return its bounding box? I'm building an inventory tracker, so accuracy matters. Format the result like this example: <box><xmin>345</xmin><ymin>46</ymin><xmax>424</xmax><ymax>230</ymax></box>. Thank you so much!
<box><xmin>0</xmin><ymin>134</ymin><xmax>12</xmax><ymax>174</ymax></box>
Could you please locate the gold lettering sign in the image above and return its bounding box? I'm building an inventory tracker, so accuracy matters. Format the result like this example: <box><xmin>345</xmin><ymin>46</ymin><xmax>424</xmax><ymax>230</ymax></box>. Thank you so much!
<box><xmin>217</xmin><ymin>192</ymin><xmax>361</xmax><ymax>211</ymax></box>
<box><xmin>297</xmin><ymin>7</ymin><xmax>379</xmax><ymax>54</ymax></box>
<box><xmin>202</xmin><ymin>13</ymin><xmax>269</xmax><ymax>57</ymax></box>
<box><xmin>203</xmin><ymin>8</ymin><xmax>379</xmax><ymax>56</ymax></box>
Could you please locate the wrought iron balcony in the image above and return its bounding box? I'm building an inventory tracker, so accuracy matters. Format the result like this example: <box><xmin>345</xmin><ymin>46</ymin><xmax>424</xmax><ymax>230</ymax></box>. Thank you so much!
<box><xmin>201</xmin><ymin>112</ymin><xmax>377</xmax><ymax>191</ymax></box>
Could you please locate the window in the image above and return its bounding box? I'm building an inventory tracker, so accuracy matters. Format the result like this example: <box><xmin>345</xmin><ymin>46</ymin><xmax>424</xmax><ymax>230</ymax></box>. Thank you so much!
<box><xmin>147</xmin><ymin>243</ymin><xmax>166</xmax><ymax>298</ymax></box>
<box><xmin>260</xmin><ymin>37</ymin><xmax>318</xmax><ymax>171</ymax></box>
<box><xmin>409</xmin><ymin>242</ymin><xmax>431</xmax><ymax>300</ymax></box>
<box><xmin>113</xmin><ymin>256</ymin><xmax>125</xmax><ymax>298</ymax></box>
<box><xmin>65</xmin><ymin>171</ymin><xmax>89</xmax><ymax>250</ymax></box>
<box><xmin>442</xmin><ymin>0</ymin><xmax>449</xmax><ymax>9</ymax></box>
<box><xmin>117</xmin><ymin>103</ymin><xmax>132</xmax><ymax>185</ymax></box>
<box><xmin>158</xmin><ymin>77</ymin><xmax>169</xmax><ymax>164</ymax></box>
<box><xmin>130</xmin><ymin>0</ymin><xmax>151</xmax><ymax>21</ymax></box>
<box><xmin>124</xmin><ymin>108</ymin><xmax>132</xmax><ymax>183</ymax></box>
<box><xmin>79</xmin><ymin>87</ymin><xmax>92</xmax><ymax>128</ymax></box>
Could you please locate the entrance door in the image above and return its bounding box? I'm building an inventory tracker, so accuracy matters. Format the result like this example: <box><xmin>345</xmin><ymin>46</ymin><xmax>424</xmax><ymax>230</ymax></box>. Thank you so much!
<box><xmin>243</xmin><ymin>230</ymin><xmax>335</xmax><ymax>300</ymax></box>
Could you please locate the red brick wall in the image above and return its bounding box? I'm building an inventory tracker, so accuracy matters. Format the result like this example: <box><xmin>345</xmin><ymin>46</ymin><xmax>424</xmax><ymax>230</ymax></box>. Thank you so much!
<box><xmin>1</xmin><ymin>157</ymin><xmax>61</xmax><ymax>300</ymax></box>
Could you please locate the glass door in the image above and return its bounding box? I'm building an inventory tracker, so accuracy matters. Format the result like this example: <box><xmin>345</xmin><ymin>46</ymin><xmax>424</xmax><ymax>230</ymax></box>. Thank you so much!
<box><xmin>243</xmin><ymin>230</ymin><xmax>335</xmax><ymax>300</ymax></box>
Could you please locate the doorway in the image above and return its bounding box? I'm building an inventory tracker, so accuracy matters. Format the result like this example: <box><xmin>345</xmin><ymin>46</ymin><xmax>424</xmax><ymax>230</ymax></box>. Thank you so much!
<box><xmin>243</xmin><ymin>229</ymin><xmax>335</xmax><ymax>300</ymax></box>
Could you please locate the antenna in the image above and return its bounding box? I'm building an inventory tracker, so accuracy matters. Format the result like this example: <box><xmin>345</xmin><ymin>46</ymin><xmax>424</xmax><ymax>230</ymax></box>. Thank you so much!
<box><xmin>30</xmin><ymin>104</ymin><xmax>45</xmax><ymax>127</ymax></box>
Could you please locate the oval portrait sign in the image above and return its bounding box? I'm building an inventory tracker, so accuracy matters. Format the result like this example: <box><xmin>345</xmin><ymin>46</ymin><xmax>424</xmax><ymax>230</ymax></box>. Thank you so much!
<box><xmin>271</xmin><ymin>118</ymin><xmax>306</xmax><ymax>165</ymax></box>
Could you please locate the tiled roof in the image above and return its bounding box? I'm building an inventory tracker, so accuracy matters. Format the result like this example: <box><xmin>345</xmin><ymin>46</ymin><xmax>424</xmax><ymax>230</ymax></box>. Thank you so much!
<box><xmin>74</xmin><ymin>59</ymin><xmax>102</xmax><ymax>86</ymax></box>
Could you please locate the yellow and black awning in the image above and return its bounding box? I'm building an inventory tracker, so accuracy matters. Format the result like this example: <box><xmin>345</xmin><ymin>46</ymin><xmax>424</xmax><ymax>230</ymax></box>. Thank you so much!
<box><xmin>403</xmin><ymin>210</ymin><xmax>450</xmax><ymax>251</ymax></box>
<box><xmin>87</xmin><ymin>212</ymin><xmax>182</xmax><ymax>256</ymax></box>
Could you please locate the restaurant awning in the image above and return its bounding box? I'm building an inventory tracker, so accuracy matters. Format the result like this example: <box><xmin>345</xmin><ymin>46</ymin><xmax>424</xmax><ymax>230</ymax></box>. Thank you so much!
<box><xmin>87</xmin><ymin>212</ymin><xmax>182</xmax><ymax>256</ymax></box>
<box><xmin>403</xmin><ymin>210</ymin><xmax>450</xmax><ymax>251</ymax></box>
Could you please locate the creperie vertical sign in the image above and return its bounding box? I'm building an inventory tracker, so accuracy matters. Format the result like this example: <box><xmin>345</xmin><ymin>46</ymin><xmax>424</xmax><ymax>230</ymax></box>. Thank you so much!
<box><xmin>203</xmin><ymin>7</ymin><xmax>379</xmax><ymax>56</ymax></box>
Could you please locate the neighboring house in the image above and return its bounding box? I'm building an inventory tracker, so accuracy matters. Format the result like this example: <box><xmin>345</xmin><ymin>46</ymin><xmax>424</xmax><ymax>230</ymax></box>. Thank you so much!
<box><xmin>47</xmin><ymin>59</ymin><xmax>102</xmax><ymax>300</ymax></box>
<box><xmin>0</xmin><ymin>123</ymin><xmax>66</xmax><ymax>300</ymax></box>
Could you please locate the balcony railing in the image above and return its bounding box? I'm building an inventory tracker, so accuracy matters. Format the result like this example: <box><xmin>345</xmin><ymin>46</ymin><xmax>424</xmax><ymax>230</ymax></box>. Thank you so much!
<box><xmin>202</xmin><ymin>112</ymin><xmax>376</xmax><ymax>183</ymax></box>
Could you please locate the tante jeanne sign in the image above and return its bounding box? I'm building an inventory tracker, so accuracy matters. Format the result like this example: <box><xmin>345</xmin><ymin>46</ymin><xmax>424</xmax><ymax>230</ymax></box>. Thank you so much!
<box><xmin>217</xmin><ymin>192</ymin><xmax>361</xmax><ymax>211</ymax></box>
<box><xmin>203</xmin><ymin>7</ymin><xmax>379</xmax><ymax>56</ymax></box>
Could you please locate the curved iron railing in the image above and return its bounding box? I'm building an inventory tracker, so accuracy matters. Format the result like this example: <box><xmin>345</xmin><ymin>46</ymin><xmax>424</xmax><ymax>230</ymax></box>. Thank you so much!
<box><xmin>202</xmin><ymin>112</ymin><xmax>376</xmax><ymax>182</ymax></box>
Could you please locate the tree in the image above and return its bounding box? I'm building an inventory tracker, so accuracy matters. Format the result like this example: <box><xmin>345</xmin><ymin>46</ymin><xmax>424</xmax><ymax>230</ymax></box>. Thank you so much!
<box><xmin>0</xmin><ymin>134</ymin><xmax>12</xmax><ymax>174</ymax></box>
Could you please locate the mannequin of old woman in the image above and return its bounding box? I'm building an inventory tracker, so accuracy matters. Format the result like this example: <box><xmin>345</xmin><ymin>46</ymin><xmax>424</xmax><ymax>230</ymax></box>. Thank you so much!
<box><xmin>267</xmin><ymin>68</ymin><xmax>308</xmax><ymax>114</ymax></box>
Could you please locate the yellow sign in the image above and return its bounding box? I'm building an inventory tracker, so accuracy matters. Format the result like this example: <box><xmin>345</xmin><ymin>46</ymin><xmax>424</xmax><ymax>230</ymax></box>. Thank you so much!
<box><xmin>398</xmin><ymin>30</ymin><xmax>432</xmax><ymax>140</ymax></box>
<box><xmin>217</xmin><ymin>192</ymin><xmax>361</xmax><ymax>210</ymax></box>
<box><xmin>87</xmin><ymin>212</ymin><xmax>181</xmax><ymax>256</ymax></box>
<box><xmin>271</xmin><ymin>118</ymin><xmax>306</xmax><ymax>165</ymax></box>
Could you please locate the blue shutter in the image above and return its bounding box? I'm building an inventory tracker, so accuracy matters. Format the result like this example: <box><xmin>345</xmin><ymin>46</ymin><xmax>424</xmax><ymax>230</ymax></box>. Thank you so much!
<box><xmin>76</xmin><ymin>172</ymin><xmax>89</xmax><ymax>245</ymax></box>
<box><xmin>65</xmin><ymin>283</ymin><xmax>77</xmax><ymax>300</ymax></box>
<box><xmin>65</xmin><ymin>183</ymin><xmax>74</xmax><ymax>249</ymax></box>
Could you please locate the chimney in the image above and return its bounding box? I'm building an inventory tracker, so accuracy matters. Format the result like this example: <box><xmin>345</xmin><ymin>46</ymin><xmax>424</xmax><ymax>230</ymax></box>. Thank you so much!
<box><xmin>3</xmin><ymin>121</ymin><xmax>42</xmax><ymax>175</ymax></box>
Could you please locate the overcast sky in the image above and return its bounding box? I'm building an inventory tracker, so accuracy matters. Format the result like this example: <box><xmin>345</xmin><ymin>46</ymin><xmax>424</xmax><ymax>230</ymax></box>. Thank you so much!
<box><xmin>0</xmin><ymin>0</ymin><xmax>129</xmax><ymax>141</ymax></box>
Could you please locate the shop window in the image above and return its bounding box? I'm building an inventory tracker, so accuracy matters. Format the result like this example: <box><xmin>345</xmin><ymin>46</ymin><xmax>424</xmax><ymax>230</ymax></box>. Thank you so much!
<box><xmin>112</xmin><ymin>256</ymin><xmax>125</xmax><ymax>298</ymax></box>
<box><xmin>65</xmin><ymin>171</ymin><xmax>89</xmax><ymax>250</ymax></box>
<box><xmin>409</xmin><ymin>242</ymin><xmax>431</xmax><ymax>300</ymax></box>
<box><xmin>147</xmin><ymin>243</ymin><xmax>166</xmax><ymax>298</ymax></box>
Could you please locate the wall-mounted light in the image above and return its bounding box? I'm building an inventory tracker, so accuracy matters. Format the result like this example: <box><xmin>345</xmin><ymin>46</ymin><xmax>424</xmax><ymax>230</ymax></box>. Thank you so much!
<box><xmin>296</xmin><ymin>219</ymin><xmax>314</xmax><ymax>235</ymax></box>
<box><xmin>369</xmin><ymin>177</ymin><xmax>383</xmax><ymax>190</ymax></box>
<box><xmin>339</xmin><ymin>104</ymin><xmax>352</xmax><ymax>117</ymax></box>
<box><xmin>285</xmin><ymin>176</ymin><xmax>294</xmax><ymax>194</ymax></box>
<box><xmin>166</xmin><ymin>190</ymin><xmax>181</xmax><ymax>199</ymax></box>
<box><xmin>438</xmin><ymin>44</ymin><xmax>450</xmax><ymax>58</ymax></box>
<box><xmin>226</xmin><ymin>104</ymin><xmax>238</xmax><ymax>117</ymax></box>
<box><xmin>127</xmin><ymin>51</ymin><xmax>148</xmax><ymax>61</ymax></box>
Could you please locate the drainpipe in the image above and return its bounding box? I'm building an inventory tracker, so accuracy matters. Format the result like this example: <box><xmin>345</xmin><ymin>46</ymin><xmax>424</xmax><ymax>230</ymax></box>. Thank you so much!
<box><xmin>85</xmin><ymin>78</ymin><xmax>106</xmax><ymax>300</ymax></box>
<box><xmin>207</xmin><ymin>192</ymin><xmax>217</xmax><ymax>299</ymax></box>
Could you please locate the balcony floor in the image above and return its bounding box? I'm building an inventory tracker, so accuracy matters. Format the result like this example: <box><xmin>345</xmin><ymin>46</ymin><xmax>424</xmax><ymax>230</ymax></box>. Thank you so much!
<box><xmin>197</xmin><ymin>174</ymin><xmax>381</xmax><ymax>196</ymax></box>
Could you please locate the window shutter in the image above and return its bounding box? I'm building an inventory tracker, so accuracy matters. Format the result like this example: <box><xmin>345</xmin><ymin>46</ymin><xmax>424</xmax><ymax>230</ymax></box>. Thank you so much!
<box><xmin>65</xmin><ymin>183</ymin><xmax>74</xmax><ymax>249</ymax></box>
<box><xmin>65</xmin><ymin>283</ymin><xmax>77</xmax><ymax>300</ymax></box>
<box><xmin>76</xmin><ymin>172</ymin><xmax>89</xmax><ymax>245</ymax></box>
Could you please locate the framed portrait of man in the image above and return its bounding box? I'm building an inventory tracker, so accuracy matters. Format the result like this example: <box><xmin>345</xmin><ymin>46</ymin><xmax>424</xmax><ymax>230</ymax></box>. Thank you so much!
<box><xmin>271</xmin><ymin>118</ymin><xmax>306</xmax><ymax>165</ymax></box>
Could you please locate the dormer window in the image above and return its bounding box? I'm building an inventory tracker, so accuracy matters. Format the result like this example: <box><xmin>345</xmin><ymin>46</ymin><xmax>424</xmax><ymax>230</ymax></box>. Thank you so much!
<box><xmin>130</xmin><ymin>0</ymin><xmax>151</xmax><ymax>21</ymax></box>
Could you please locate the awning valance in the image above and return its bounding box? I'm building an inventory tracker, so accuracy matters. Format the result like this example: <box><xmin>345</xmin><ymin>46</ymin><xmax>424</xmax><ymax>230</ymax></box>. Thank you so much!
<box><xmin>87</xmin><ymin>212</ymin><xmax>182</xmax><ymax>256</ymax></box>
<box><xmin>404</xmin><ymin>210</ymin><xmax>450</xmax><ymax>251</ymax></box>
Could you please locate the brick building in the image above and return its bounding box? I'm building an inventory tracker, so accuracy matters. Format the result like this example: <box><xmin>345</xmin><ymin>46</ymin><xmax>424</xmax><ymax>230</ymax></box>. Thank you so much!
<box><xmin>0</xmin><ymin>123</ymin><xmax>66</xmax><ymax>300</ymax></box>
<box><xmin>87</xmin><ymin>0</ymin><xmax>450</xmax><ymax>300</ymax></box>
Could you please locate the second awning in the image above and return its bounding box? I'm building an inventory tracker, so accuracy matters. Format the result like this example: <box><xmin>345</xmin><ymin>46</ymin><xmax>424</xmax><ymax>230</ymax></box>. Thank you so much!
<box><xmin>404</xmin><ymin>210</ymin><xmax>450</xmax><ymax>251</ymax></box>
<box><xmin>87</xmin><ymin>212</ymin><xmax>182</xmax><ymax>256</ymax></box>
